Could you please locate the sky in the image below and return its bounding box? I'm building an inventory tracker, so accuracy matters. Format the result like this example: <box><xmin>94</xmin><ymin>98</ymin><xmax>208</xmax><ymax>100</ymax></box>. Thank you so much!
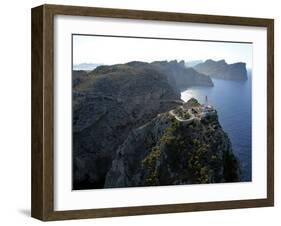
<box><xmin>73</xmin><ymin>34</ymin><xmax>253</xmax><ymax>68</ymax></box>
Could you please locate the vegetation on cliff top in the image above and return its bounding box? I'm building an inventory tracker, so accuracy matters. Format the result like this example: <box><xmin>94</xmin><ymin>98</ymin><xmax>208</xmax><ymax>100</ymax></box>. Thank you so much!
<box><xmin>142</xmin><ymin>114</ymin><xmax>240</xmax><ymax>186</ymax></box>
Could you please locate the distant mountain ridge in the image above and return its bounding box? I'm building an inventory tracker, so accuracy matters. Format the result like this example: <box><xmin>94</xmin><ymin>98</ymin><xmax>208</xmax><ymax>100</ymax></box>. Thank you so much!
<box><xmin>185</xmin><ymin>60</ymin><xmax>203</xmax><ymax>67</ymax></box>
<box><xmin>150</xmin><ymin>60</ymin><xmax>213</xmax><ymax>90</ymax></box>
<box><xmin>194</xmin><ymin>59</ymin><xmax>248</xmax><ymax>81</ymax></box>
<box><xmin>74</xmin><ymin>60</ymin><xmax>214</xmax><ymax>91</ymax></box>
<box><xmin>73</xmin><ymin>63</ymin><xmax>102</xmax><ymax>71</ymax></box>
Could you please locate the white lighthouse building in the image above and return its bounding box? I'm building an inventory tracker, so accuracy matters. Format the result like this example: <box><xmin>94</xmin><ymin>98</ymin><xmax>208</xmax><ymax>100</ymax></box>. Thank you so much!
<box><xmin>202</xmin><ymin>95</ymin><xmax>214</xmax><ymax>114</ymax></box>
<box><xmin>205</xmin><ymin>96</ymin><xmax>208</xmax><ymax>107</ymax></box>
<box><xmin>203</xmin><ymin>96</ymin><xmax>209</xmax><ymax>110</ymax></box>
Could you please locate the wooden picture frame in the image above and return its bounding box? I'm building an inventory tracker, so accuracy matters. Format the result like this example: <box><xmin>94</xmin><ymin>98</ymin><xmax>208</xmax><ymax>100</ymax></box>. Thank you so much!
<box><xmin>31</xmin><ymin>4</ymin><xmax>274</xmax><ymax>221</ymax></box>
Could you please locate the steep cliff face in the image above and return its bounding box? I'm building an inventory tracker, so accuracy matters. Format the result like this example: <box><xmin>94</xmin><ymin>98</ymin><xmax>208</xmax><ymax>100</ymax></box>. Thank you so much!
<box><xmin>151</xmin><ymin>60</ymin><xmax>214</xmax><ymax>89</ymax></box>
<box><xmin>194</xmin><ymin>59</ymin><xmax>248</xmax><ymax>81</ymax></box>
<box><xmin>73</xmin><ymin>62</ymin><xmax>182</xmax><ymax>189</ymax></box>
<box><xmin>105</xmin><ymin>99</ymin><xmax>240</xmax><ymax>188</ymax></box>
<box><xmin>185</xmin><ymin>60</ymin><xmax>203</xmax><ymax>68</ymax></box>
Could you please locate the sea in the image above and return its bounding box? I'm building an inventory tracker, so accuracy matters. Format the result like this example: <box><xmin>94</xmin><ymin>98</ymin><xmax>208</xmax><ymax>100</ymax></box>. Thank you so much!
<box><xmin>181</xmin><ymin>71</ymin><xmax>252</xmax><ymax>181</ymax></box>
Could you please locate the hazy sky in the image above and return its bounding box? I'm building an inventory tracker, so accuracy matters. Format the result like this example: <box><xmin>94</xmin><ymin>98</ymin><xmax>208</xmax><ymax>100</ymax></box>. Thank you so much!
<box><xmin>73</xmin><ymin>35</ymin><xmax>252</xmax><ymax>68</ymax></box>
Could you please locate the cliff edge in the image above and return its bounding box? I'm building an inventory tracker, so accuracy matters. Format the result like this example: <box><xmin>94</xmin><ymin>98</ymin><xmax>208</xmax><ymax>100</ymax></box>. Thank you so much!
<box><xmin>105</xmin><ymin>98</ymin><xmax>240</xmax><ymax>187</ymax></box>
<box><xmin>194</xmin><ymin>59</ymin><xmax>248</xmax><ymax>81</ymax></box>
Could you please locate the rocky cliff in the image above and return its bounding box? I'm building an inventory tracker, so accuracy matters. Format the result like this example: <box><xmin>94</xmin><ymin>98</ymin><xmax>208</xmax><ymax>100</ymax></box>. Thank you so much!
<box><xmin>73</xmin><ymin>70</ymin><xmax>89</xmax><ymax>88</ymax></box>
<box><xmin>72</xmin><ymin>61</ymin><xmax>237</xmax><ymax>190</ymax></box>
<box><xmin>73</xmin><ymin>62</ymin><xmax>182</xmax><ymax>189</ymax></box>
<box><xmin>105</xmin><ymin>99</ymin><xmax>240</xmax><ymax>187</ymax></box>
<box><xmin>151</xmin><ymin>60</ymin><xmax>213</xmax><ymax>89</ymax></box>
<box><xmin>194</xmin><ymin>59</ymin><xmax>248</xmax><ymax>81</ymax></box>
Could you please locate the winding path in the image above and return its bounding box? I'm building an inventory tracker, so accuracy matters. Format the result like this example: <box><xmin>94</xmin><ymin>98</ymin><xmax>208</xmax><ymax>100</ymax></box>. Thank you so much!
<box><xmin>169</xmin><ymin>109</ymin><xmax>195</xmax><ymax>124</ymax></box>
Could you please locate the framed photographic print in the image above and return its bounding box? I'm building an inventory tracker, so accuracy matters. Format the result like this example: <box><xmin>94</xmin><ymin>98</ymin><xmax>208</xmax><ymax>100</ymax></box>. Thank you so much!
<box><xmin>31</xmin><ymin>4</ymin><xmax>274</xmax><ymax>221</ymax></box>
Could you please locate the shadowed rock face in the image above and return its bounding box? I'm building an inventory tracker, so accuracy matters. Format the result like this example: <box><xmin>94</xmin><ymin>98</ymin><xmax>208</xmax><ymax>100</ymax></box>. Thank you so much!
<box><xmin>73</xmin><ymin>62</ymin><xmax>182</xmax><ymax>189</ymax></box>
<box><xmin>72</xmin><ymin>61</ymin><xmax>238</xmax><ymax>190</ymax></box>
<box><xmin>194</xmin><ymin>59</ymin><xmax>248</xmax><ymax>81</ymax></box>
<box><xmin>151</xmin><ymin>60</ymin><xmax>213</xmax><ymax>89</ymax></box>
<box><xmin>105</xmin><ymin>99</ymin><xmax>240</xmax><ymax>188</ymax></box>
<box><xmin>73</xmin><ymin>70</ymin><xmax>88</xmax><ymax>88</ymax></box>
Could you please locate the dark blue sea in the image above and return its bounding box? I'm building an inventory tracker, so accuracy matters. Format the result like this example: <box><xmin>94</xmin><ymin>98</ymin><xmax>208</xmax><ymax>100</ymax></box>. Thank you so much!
<box><xmin>181</xmin><ymin>71</ymin><xmax>252</xmax><ymax>181</ymax></box>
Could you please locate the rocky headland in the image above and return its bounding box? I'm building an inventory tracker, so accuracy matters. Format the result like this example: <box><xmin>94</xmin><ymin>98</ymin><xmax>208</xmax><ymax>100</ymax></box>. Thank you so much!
<box><xmin>150</xmin><ymin>60</ymin><xmax>214</xmax><ymax>90</ymax></box>
<box><xmin>72</xmin><ymin>60</ymin><xmax>240</xmax><ymax>189</ymax></box>
<box><xmin>105</xmin><ymin>98</ymin><xmax>240</xmax><ymax>187</ymax></box>
<box><xmin>193</xmin><ymin>59</ymin><xmax>248</xmax><ymax>81</ymax></box>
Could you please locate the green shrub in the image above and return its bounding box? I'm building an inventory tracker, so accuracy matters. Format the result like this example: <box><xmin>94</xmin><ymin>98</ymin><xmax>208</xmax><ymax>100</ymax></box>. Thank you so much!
<box><xmin>142</xmin><ymin>146</ymin><xmax>161</xmax><ymax>185</ymax></box>
<box><xmin>173</xmin><ymin>107</ymin><xmax>191</xmax><ymax>120</ymax></box>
